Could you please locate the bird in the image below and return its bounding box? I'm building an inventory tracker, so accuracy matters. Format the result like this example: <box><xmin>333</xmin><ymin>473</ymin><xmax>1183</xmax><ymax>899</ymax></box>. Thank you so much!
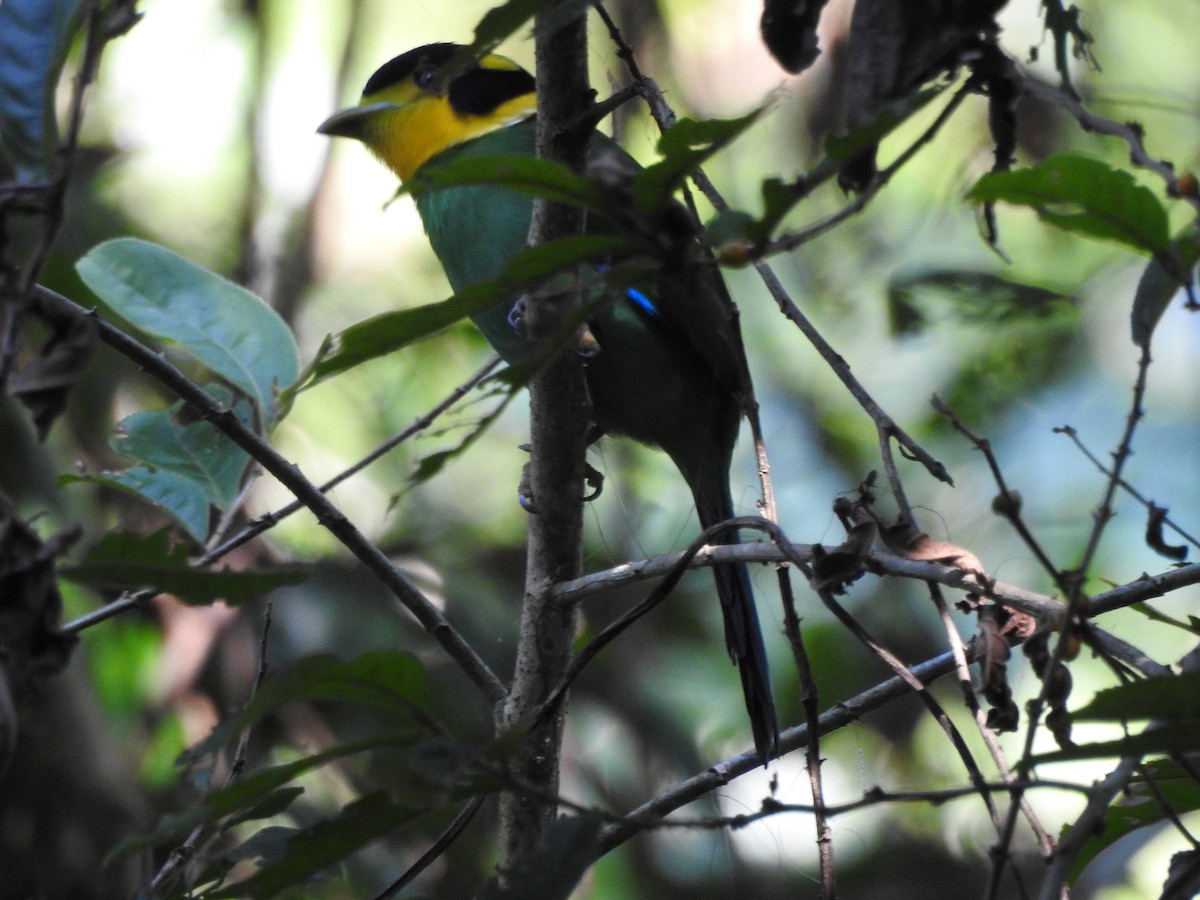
<box><xmin>318</xmin><ymin>43</ymin><xmax>779</xmax><ymax>763</ymax></box>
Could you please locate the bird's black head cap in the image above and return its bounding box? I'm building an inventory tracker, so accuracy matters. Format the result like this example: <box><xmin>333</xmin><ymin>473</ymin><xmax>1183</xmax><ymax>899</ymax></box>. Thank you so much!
<box><xmin>363</xmin><ymin>43</ymin><xmax>536</xmax><ymax>117</ymax></box>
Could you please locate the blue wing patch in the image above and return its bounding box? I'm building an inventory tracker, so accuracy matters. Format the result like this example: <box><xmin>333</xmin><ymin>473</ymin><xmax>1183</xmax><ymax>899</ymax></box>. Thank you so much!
<box><xmin>624</xmin><ymin>285</ymin><xmax>660</xmax><ymax>319</ymax></box>
<box><xmin>593</xmin><ymin>263</ymin><xmax>666</xmax><ymax>324</ymax></box>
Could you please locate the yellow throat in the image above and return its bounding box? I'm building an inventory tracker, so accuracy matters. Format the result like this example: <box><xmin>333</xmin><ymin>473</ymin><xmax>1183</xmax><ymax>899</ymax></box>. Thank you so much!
<box><xmin>319</xmin><ymin>45</ymin><xmax>538</xmax><ymax>184</ymax></box>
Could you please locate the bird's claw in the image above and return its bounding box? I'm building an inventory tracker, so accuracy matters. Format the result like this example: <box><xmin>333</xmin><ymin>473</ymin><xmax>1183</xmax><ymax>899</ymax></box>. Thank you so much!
<box><xmin>515</xmin><ymin>444</ymin><xmax>604</xmax><ymax>509</ymax></box>
<box><xmin>517</xmin><ymin>443</ymin><xmax>537</xmax><ymax>513</ymax></box>
<box><xmin>507</xmin><ymin>298</ymin><xmax>526</xmax><ymax>333</ymax></box>
<box><xmin>575</xmin><ymin>326</ymin><xmax>601</xmax><ymax>358</ymax></box>
<box><xmin>583</xmin><ymin>462</ymin><xmax>604</xmax><ymax>501</ymax></box>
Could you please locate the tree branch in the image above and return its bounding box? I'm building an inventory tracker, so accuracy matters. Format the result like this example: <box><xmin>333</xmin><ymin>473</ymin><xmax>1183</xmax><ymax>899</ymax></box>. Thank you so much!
<box><xmin>495</xmin><ymin>6</ymin><xmax>594</xmax><ymax>867</ymax></box>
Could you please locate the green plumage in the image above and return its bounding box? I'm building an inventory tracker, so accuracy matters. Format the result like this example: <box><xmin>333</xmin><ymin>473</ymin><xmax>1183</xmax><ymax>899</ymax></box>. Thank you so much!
<box><xmin>415</xmin><ymin>118</ymin><xmax>780</xmax><ymax>762</ymax></box>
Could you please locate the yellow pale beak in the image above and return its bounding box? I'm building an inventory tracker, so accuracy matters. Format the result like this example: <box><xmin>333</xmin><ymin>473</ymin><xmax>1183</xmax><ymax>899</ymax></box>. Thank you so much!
<box><xmin>316</xmin><ymin>101</ymin><xmax>406</xmax><ymax>140</ymax></box>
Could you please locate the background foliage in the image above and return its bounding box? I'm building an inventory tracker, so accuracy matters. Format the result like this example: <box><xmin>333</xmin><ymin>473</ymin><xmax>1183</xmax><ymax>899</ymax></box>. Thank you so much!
<box><xmin>2</xmin><ymin>0</ymin><xmax>1200</xmax><ymax>897</ymax></box>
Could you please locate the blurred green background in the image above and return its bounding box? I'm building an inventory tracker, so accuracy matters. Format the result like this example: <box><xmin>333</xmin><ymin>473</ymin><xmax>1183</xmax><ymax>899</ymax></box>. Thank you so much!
<box><xmin>3</xmin><ymin>0</ymin><xmax>1200</xmax><ymax>897</ymax></box>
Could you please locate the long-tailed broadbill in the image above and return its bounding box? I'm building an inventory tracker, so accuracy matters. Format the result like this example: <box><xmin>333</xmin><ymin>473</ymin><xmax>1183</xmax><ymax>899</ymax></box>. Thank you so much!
<box><xmin>318</xmin><ymin>43</ymin><xmax>780</xmax><ymax>763</ymax></box>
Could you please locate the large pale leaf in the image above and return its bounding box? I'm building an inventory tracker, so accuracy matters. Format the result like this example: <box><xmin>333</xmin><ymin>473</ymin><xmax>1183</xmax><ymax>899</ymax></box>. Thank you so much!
<box><xmin>76</xmin><ymin>239</ymin><xmax>300</xmax><ymax>425</ymax></box>
<box><xmin>65</xmin><ymin>400</ymin><xmax>251</xmax><ymax>542</ymax></box>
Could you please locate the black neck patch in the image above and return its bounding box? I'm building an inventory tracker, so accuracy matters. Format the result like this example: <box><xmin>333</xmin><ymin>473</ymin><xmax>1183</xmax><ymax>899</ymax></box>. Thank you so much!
<box><xmin>447</xmin><ymin>66</ymin><xmax>535</xmax><ymax>116</ymax></box>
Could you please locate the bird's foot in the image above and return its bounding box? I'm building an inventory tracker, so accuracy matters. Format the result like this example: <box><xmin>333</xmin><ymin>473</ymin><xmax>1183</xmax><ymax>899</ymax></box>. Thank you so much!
<box><xmin>583</xmin><ymin>461</ymin><xmax>604</xmax><ymax>500</ymax></box>
<box><xmin>574</xmin><ymin>326</ymin><xmax>601</xmax><ymax>358</ymax></box>
<box><xmin>515</xmin><ymin>444</ymin><xmax>605</xmax><ymax>512</ymax></box>
<box><xmin>506</xmin><ymin>298</ymin><xmax>526</xmax><ymax>334</ymax></box>
<box><xmin>510</xmin><ymin>300</ymin><xmax>601</xmax><ymax>359</ymax></box>
<box><xmin>517</xmin><ymin>443</ymin><xmax>537</xmax><ymax>513</ymax></box>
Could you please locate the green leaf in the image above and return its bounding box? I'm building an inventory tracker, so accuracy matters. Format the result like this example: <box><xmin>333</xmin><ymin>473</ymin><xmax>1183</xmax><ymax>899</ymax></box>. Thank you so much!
<box><xmin>935</xmin><ymin>317</ymin><xmax>1077</xmax><ymax>422</ymax></box>
<box><xmin>1028</xmin><ymin>721</ymin><xmax>1200</xmax><ymax>766</ymax></box>
<box><xmin>634</xmin><ymin>110</ymin><xmax>764</xmax><ymax>215</ymax></box>
<box><xmin>1130</xmin><ymin>229</ymin><xmax>1199</xmax><ymax>348</ymax></box>
<box><xmin>411</xmin><ymin>154</ymin><xmax>616</xmax><ymax>214</ymax></box>
<box><xmin>967</xmin><ymin>155</ymin><xmax>1171</xmax><ymax>257</ymax></box>
<box><xmin>704</xmin><ymin>176</ymin><xmax>803</xmax><ymax>248</ymax></box>
<box><xmin>225</xmin><ymin>787</ymin><xmax>305</xmax><ymax>828</ymax></box>
<box><xmin>63</xmin><ymin>398</ymin><xmax>251</xmax><ymax>542</ymax></box>
<box><xmin>1131</xmin><ymin>256</ymin><xmax>1181</xmax><ymax>349</ymax></box>
<box><xmin>1131</xmin><ymin>603</ymin><xmax>1200</xmax><ymax>636</ymax></box>
<box><xmin>76</xmin><ymin>238</ymin><xmax>300</xmax><ymax>425</ymax></box>
<box><xmin>105</xmin><ymin>734</ymin><xmax>412</xmax><ymax>864</ymax></box>
<box><xmin>185</xmin><ymin>652</ymin><xmax>427</xmax><ymax>762</ymax></box>
<box><xmin>60</xmin><ymin>529</ymin><xmax>306</xmax><ymax>606</ymax></box>
<box><xmin>1073</xmin><ymin>671</ymin><xmax>1200</xmax><ymax>723</ymax></box>
<box><xmin>112</xmin><ymin>406</ymin><xmax>247</xmax><ymax>507</ymax></box>
<box><xmin>820</xmin><ymin>86</ymin><xmax>946</xmax><ymax>169</ymax></box>
<box><xmin>0</xmin><ymin>0</ymin><xmax>82</xmax><ymax>180</ymax></box>
<box><xmin>461</xmin><ymin>0</ymin><xmax>559</xmax><ymax>60</ymax></box>
<box><xmin>1066</xmin><ymin>758</ymin><xmax>1200</xmax><ymax>883</ymax></box>
<box><xmin>887</xmin><ymin>269</ymin><xmax>1074</xmax><ymax>336</ymax></box>
<box><xmin>309</xmin><ymin>234</ymin><xmax>631</xmax><ymax>385</ymax></box>
<box><xmin>407</xmin><ymin>375</ymin><xmax>522</xmax><ymax>487</ymax></box>
<box><xmin>208</xmin><ymin>792</ymin><xmax>422</xmax><ymax>899</ymax></box>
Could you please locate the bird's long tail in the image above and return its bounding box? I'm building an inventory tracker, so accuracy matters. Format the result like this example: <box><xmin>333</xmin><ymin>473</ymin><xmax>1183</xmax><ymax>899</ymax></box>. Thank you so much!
<box><xmin>695</xmin><ymin>490</ymin><xmax>779</xmax><ymax>765</ymax></box>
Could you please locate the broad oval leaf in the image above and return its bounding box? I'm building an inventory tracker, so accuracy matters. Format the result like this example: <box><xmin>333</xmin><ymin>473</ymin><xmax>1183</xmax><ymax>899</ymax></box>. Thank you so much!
<box><xmin>64</xmin><ymin>400</ymin><xmax>252</xmax><ymax>542</ymax></box>
<box><xmin>76</xmin><ymin>238</ymin><xmax>300</xmax><ymax>425</ymax></box>
<box><xmin>968</xmin><ymin>155</ymin><xmax>1170</xmax><ymax>257</ymax></box>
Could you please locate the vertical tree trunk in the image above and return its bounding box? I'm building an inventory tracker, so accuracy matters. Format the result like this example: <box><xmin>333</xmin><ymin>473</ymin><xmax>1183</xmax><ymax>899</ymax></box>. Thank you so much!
<box><xmin>495</xmin><ymin>5</ymin><xmax>593</xmax><ymax>869</ymax></box>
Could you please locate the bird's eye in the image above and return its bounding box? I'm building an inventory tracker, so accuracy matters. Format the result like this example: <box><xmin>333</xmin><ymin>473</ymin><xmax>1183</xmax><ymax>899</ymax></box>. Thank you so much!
<box><xmin>414</xmin><ymin>66</ymin><xmax>436</xmax><ymax>89</ymax></box>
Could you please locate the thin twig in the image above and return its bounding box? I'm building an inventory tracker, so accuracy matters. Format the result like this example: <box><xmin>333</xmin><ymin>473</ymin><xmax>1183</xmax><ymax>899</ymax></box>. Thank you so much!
<box><xmin>991</xmin><ymin>343</ymin><xmax>1156</xmax><ymax>900</ymax></box>
<box><xmin>1074</xmin><ymin>342</ymin><xmax>1153</xmax><ymax>592</ymax></box>
<box><xmin>1056</xmin><ymin>423</ymin><xmax>1200</xmax><ymax>552</ymax></box>
<box><xmin>1019</xmin><ymin>75</ymin><xmax>1196</xmax><ymax>214</ymax></box>
<box><xmin>814</xmin><ymin>584</ymin><xmax>1004</xmax><ymax>827</ymax></box>
<box><xmin>550</xmin><ymin>528</ymin><xmax>1068</xmax><ymax>622</ymax></box>
<box><xmin>372</xmin><ymin>795</ymin><xmax>487</xmax><ymax>900</ymax></box>
<box><xmin>146</xmin><ymin>603</ymin><xmax>274</xmax><ymax>896</ymax></box>
<box><xmin>934</xmin><ymin>396</ymin><xmax>1072</xmax><ymax>596</ymax></box>
<box><xmin>600</xmin><ymin>649</ymin><xmax>965</xmax><ymax>851</ymax></box>
<box><xmin>198</xmin><ymin>355</ymin><xmax>502</xmax><ymax>565</ymax></box>
<box><xmin>779</xmin><ymin>566</ymin><xmax>835</xmax><ymax>896</ymax></box>
<box><xmin>61</xmin><ymin>588</ymin><xmax>156</xmax><ymax>634</ymax></box>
